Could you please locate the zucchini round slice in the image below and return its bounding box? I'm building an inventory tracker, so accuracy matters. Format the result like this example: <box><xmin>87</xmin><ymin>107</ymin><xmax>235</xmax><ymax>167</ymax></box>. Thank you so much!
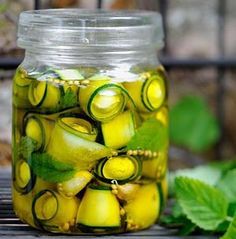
<box><xmin>32</xmin><ymin>189</ymin><xmax>79</xmax><ymax>232</ymax></box>
<box><xmin>13</xmin><ymin>159</ymin><xmax>36</xmax><ymax>194</ymax></box>
<box><xmin>28</xmin><ymin>81</ymin><xmax>60</xmax><ymax>108</ymax></box>
<box><xmin>124</xmin><ymin>183</ymin><xmax>160</xmax><ymax>231</ymax></box>
<box><xmin>76</xmin><ymin>187</ymin><xmax>120</xmax><ymax>231</ymax></box>
<box><xmin>24</xmin><ymin>115</ymin><xmax>54</xmax><ymax>151</ymax></box>
<box><xmin>57</xmin><ymin>170</ymin><xmax>93</xmax><ymax>197</ymax></box>
<box><xmin>123</xmin><ymin>72</ymin><xmax>166</xmax><ymax>112</ymax></box>
<box><xmin>15</xmin><ymin>68</ymin><xmax>32</xmax><ymax>87</ymax></box>
<box><xmin>46</xmin><ymin>119</ymin><xmax>113</xmax><ymax>168</ymax></box>
<box><xmin>54</xmin><ymin>69</ymin><xmax>84</xmax><ymax>80</ymax></box>
<box><xmin>58</xmin><ymin>115</ymin><xmax>97</xmax><ymax>141</ymax></box>
<box><xmin>101</xmin><ymin>110</ymin><xmax>135</xmax><ymax>149</ymax></box>
<box><xmin>94</xmin><ymin>155</ymin><xmax>142</xmax><ymax>184</ymax></box>
<box><xmin>79</xmin><ymin>80</ymin><xmax>127</xmax><ymax>122</ymax></box>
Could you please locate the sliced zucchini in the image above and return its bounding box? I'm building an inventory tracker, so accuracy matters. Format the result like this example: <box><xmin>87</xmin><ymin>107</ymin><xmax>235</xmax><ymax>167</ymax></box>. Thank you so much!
<box><xmin>79</xmin><ymin>79</ymin><xmax>127</xmax><ymax>122</ymax></box>
<box><xmin>58</xmin><ymin>115</ymin><xmax>97</xmax><ymax>141</ymax></box>
<box><xmin>124</xmin><ymin>183</ymin><xmax>160</xmax><ymax>231</ymax></box>
<box><xmin>32</xmin><ymin>189</ymin><xmax>79</xmax><ymax>232</ymax></box>
<box><xmin>142</xmin><ymin>151</ymin><xmax>167</xmax><ymax>181</ymax></box>
<box><xmin>46</xmin><ymin>119</ymin><xmax>113</xmax><ymax>169</ymax></box>
<box><xmin>15</xmin><ymin>68</ymin><xmax>32</xmax><ymax>87</ymax></box>
<box><xmin>24</xmin><ymin>115</ymin><xmax>54</xmax><ymax>151</ymax></box>
<box><xmin>13</xmin><ymin>159</ymin><xmax>36</xmax><ymax>194</ymax></box>
<box><xmin>33</xmin><ymin>177</ymin><xmax>56</xmax><ymax>195</ymax></box>
<box><xmin>123</xmin><ymin>71</ymin><xmax>166</xmax><ymax>112</ymax></box>
<box><xmin>94</xmin><ymin>155</ymin><xmax>142</xmax><ymax>184</ymax></box>
<box><xmin>12</xmin><ymin>188</ymin><xmax>35</xmax><ymax>227</ymax></box>
<box><xmin>76</xmin><ymin>186</ymin><xmax>120</xmax><ymax>231</ymax></box>
<box><xmin>54</xmin><ymin>69</ymin><xmax>84</xmax><ymax>80</ymax></box>
<box><xmin>101</xmin><ymin>110</ymin><xmax>135</xmax><ymax>149</ymax></box>
<box><xmin>28</xmin><ymin>81</ymin><xmax>60</xmax><ymax>108</ymax></box>
<box><xmin>13</xmin><ymin>81</ymin><xmax>31</xmax><ymax>108</ymax></box>
<box><xmin>57</xmin><ymin>170</ymin><xmax>93</xmax><ymax>197</ymax></box>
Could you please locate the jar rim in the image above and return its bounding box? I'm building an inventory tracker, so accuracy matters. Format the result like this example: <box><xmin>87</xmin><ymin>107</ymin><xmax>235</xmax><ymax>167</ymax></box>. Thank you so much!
<box><xmin>17</xmin><ymin>9</ymin><xmax>164</xmax><ymax>51</ymax></box>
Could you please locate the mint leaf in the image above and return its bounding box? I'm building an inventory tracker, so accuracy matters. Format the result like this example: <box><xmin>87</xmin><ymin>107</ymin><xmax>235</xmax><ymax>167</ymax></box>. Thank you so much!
<box><xmin>28</xmin><ymin>153</ymin><xmax>76</xmax><ymax>183</ymax></box>
<box><xmin>169</xmin><ymin>165</ymin><xmax>222</xmax><ymax>195</ymax></box>
<box><xmin>221</xmin><ymin>215</ymin><xmax>236</xmax><ymax>239</ymax></box>
<box><xmin>60</xmin><ymin>88</ymin><xmax>77</xmax><ymax>109</ymax></box>
<box><xmin>127</xmin><ymin>118</ymin><xmax>168</xmax><ymax>152</ymax></box>
<box><xmin>217</xmin><ymin>169</ymin><xmax>236</xmax><ymax>203</ymax></box>
<box><xmin>18</xmin><ymin>136</ymin><xmax>37</xmax><ymax>159</ymax></box>
<box><xmin>170</xmin><ymin>96</ymin><xmax>220</xmax><ymax>152</ymax></box>
<box><xmin>175</xmin><ymin>177</ymin><xmax>228</xmax><ymax>230</ymax></box>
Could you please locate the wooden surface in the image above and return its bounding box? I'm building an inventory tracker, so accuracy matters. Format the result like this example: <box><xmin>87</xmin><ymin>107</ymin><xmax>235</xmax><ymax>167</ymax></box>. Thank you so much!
<box><xmin>0</xmin><ymin>169</ymin><xmax>217</xmax><ymax>239</ymax></box>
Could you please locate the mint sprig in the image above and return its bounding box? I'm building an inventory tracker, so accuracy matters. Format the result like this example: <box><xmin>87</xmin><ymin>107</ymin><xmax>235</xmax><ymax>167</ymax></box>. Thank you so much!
<box><xmin>28</xmin><ymin>153</ymin><xmax>76</xmax><ymax>183</ymax></box>
<box><xmin>18</xmin><ymin>136</ymin><xmax>37</xmax><ymax>159</ymax></box>
<box><xmin>127</xmin><ymin>118</ymin><xmax>168</xmax><ymax>152</ymax></box>
<box><xmin>175</xmin><ymin>177</ymin><xmax>228</xmax><ymax>230</ymax></box>
<box><xmin>221</xmin><ymin>215</ymin><xmax>236</xmax><ymax>239</ymax></box>
<box><xmin>59</xmin><ymin>87</ymin><xmax>77</xmax><ymax>109</ymax></box>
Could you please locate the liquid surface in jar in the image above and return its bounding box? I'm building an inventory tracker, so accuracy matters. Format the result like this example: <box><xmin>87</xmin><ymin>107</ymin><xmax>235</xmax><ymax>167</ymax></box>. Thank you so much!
<box><xmin>12</xmin><ymin>65</ymin><xmax>168</xmax><ymax>234</ymax></box>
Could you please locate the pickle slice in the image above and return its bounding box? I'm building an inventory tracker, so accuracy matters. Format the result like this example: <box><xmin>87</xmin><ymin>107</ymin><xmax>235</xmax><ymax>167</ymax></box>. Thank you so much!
<box><xmin>124</xmin><ymin>183</ymin><xmax>160</xmax><ymax>230</ymax></box>
<box><xmin>32</xmin><ymin>190</ymin><xmax>80</xmax><ymax>232</ymax></box>
<box><xmin>79</xmin><ymin>80</ymin><xmax>127</xmax><ymax>122</ymax></box>
<box><xmin>123</xmin><ymin>72</ymin><xmax>166</xmax><ymax>112</ymax></box>
<box><xmin>76</xmin><ymin>187</ymin><xmax>120</xmax><ymax>231</ymax></box>
<box><xmin>24</xmin><ymin>115</ymin><xmax>54</xmax><ymax>151</ymax></box>
<box><xmin>101</xmin><ymin>110</ymin><xmax>135</xmax><ymax>149</ymax></box>
<box><xmin>47</xmin><ymin>119</ymin><xmax>113</xmax><ymax>168</ymax></box>
<box><xmin>94</xmin><ymin>155</ymin><xmax>141</xmax><ymax>184</ymax></box>
<box><xmin>28</xmin><ymin>81</ymin><xmax>60</xmax><ymax>108</ymax></box>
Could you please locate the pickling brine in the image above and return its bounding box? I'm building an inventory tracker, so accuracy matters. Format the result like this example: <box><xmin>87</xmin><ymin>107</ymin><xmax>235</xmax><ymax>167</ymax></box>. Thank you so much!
<box><xmin>13</xmin><ymin>9</ymin><xmax>168</xmax><ymax>234</ymax></box>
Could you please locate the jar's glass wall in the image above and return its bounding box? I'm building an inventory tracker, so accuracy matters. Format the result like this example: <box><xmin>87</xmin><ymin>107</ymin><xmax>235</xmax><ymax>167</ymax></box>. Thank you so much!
<box><xmin>12</xmin><ymin>9</ymin><xmax>168</xmax><ymax>234</ymax></box>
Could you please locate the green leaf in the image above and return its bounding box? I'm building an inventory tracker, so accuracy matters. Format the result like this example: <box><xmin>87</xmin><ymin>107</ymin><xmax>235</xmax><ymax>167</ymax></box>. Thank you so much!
<box><xmin>28</xmin><ymin>153</ymin><xmax>76</xmax><ymax>183</ymax></box>
<box><xmin>127</xmin><ymin>118</ymin><xmax>168</xmax><ymax>152</ymax></box>
<box><xmin>18</xmin><ymin>136</ymin><xmax>37</xmax><ymax>159</ymax></box>
<box><xmin>170</xmin><ymin>95</ymin><xmax>220</xmax><ymax>152</ymax></box>
<box><xmin>221</xmin><ymin>215</ymin><xmax>236</xmax><ymax>239</ymax></box>
<box><xmin>175</xmin><ymin>177</ymin><xmax>228</xmax><ymax>230</ymax></box>
<box><xmin>217</xmin><ymin>169</ymin><xmax>236</xmax><ymax>203</ymax></box>
<box><xmin>60</xmin><ymin>88</ymin><xmax>77</xmax><ymax>108</ymax></box>
<box><xmin>169</xmin><ymin>165</ymin><xmax>222</xmax><ymax>195</ymax></box>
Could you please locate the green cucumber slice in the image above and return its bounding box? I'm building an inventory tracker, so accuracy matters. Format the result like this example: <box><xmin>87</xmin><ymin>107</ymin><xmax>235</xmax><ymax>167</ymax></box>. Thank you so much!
<box><xmin>79</xmin><ymin>80</ymin><xmax>128</xmax><ymax>122</ymax></box>
<box><xmin>24</xmin><ymin>115</ymin><xmax>54</xmax><ymax>151</ymax></box>
<box><xmin>101</xmin><ymin>110</ymin><xmax>135</xmax><ymax>149</ymax></box>
<box><xmin>94</xmin><ymin>155</ymin><xmax>142</xmax><ymax>184</ymax></box>
<box><xmin>13</xmin><ymin>159</ymin><xmax>36</xmax><ymax>194</ymax></box>
<box><xmin>58</xmin><ymin>115</ymin><xmax>97</xmax><ymax>142</ymax></box>
<box><xmin>54</xmin><ymin>69</ymin><xmax>84</xmax><ymax>80</ymax></box>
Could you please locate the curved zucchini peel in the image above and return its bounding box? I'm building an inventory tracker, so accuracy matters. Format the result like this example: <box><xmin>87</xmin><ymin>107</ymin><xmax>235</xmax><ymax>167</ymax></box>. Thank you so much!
<box><xmin>24</xmin><ymin>115</ymin><xmax>54</xmax><ymax>151</ymax></box>
<box><xmin>58</xmin><ymin>115</ymin><xmax>97</xmax><ymax>141</ymax></box>
<box><xmin>28</xmin><ymin>81</ymin><xmax>60</xmax><ymax>109</ymax></box>
<box><xmin>32</xmin><ymin>189</ymin><xmax>80</xmax><ymax>232</ymax></box>
<box><xmin>46</xmin><ymin>119</ymin><xmax>113</xmax><ymax>168</ymax></box>
<box><xmin>101</xmin><ymin>110</ymin><xmax>136</xmax><ymax>149</ymax></box>
<box><xmin>76</xmin><ymin>186</ymin><xmax>121</xmax><ymax>232</ymax></box>
<box><xmin>79</xmin><ymin>80</ymin><xmax>128</xmax><ymax>122</ymax></box>
<box><xmin>57</xmin><ymin>170</ymin><xmax>93</xmax><ymax>197</ymax></box>
<box><xmin>124</xmin><ymin>183</ymin><xmax>160</xmax><ymax>231</ymax></box>
<box><xmin>123</xmin><ymin>71</ymin><xmax>166</xmax><ymax>112</ymax></box>
<box><xmin>94</xmin><ymin>155</ymin><xmax>142</xmax><ymax>184</ymax></box>
<box><xmin>13</xmin><ymin>159</ymin><xmax>36</xmax><ymax>194</ymax></box>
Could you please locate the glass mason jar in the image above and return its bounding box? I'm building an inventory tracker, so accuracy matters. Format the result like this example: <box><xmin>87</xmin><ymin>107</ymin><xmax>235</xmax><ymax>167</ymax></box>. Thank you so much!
<box><xmin>12</xmin><ymin>9</ymin><xmax>168</xmax><ymax>234</ymax></box>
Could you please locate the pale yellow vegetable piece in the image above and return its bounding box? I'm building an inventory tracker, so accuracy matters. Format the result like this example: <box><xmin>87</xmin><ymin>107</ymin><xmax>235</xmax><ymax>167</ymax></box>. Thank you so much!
<box><xmin>15</xmin><ymin>160</ymin><xmax>31</xmax><ymax>188</ymax></box>
<box><xmin>57</xmin><ymin>171</ymin><xmax>93</xmax><ymax>197</ymax></box>
<box><xmin>76</xmin><ymin>187</ymin><xmax>120</xmax><ymax>227</ymax></box>
<box><xmin>124</xmin><ymin>183</ymin><xmax>160</xmax><ymax>230</ymax></box>
<box><xmin>101</xmin><ymin>110</ymin><xmax>135</xmax><ymax>149</ymax></box>
<box><xmin>116</xmin><ymin>183</ymin><xmax>140</xmax><ymax>201</ymax></box>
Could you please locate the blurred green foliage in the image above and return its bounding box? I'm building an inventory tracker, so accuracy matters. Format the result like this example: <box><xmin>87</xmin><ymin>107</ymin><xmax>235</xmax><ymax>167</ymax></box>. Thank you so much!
<box><xmin>170</xmin><ymin>95</ymin><xmax>220</xmax><ymax>152</ymax></box>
